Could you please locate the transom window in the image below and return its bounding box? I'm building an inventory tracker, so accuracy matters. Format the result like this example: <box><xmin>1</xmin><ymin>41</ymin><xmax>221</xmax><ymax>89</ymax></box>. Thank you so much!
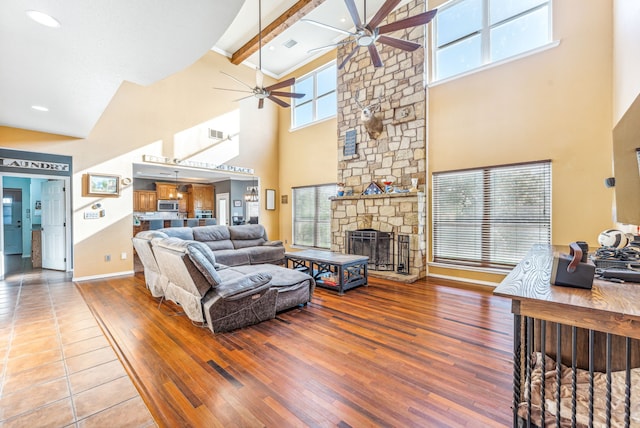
<box><xmin>432</xmin><ymin>161</ymin><xmax>551</xmax><ymax>268</ymax></box>
<box><xmin>292</xmin><ymin>62</ymin><xmax>337</xmax><ymax>129</ymax></box>
<box><xmin>292</xmin><ymin>184</ymin><xmax>335</xmax><ymax>249</ymax></box>
<box><xmin>433</xmin><ymin>0</ymin><xmax>551</xmax><ymax>81</ymax></box>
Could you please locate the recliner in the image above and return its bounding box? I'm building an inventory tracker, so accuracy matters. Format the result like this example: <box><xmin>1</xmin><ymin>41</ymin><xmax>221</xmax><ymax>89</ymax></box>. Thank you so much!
<box><xmin>151</xmin><ymin>237</ymin><xmax>278</xmax><ymax>332</ymax></box>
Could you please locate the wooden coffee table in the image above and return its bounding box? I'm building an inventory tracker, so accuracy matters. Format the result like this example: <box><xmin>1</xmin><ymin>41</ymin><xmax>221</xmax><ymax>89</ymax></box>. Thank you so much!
<box><xmin>284</xmin><ymin>250</ymin><xmax>368</xmax><ymax>295</ymax></box>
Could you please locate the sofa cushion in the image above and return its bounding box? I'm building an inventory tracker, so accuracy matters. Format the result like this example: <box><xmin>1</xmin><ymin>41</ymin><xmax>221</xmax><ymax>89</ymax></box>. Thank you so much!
<box><xmin>185</xmin><ymin>241</ymin><xmax>223</xmax><ymax>287</ymax></box>
<box><xmin>216</xmin><ymin>273</ymin><xmax>272</xmax><ymax>299</ymax></box>
<box><xmin>212</xmin><ymin>249</ymin><xmax>251</xmax><ymax>267</ymax></box>
<box><xmin>245</xmin><ymin>246</ymin><xmax>285</xmax><ymax>264</ymax></box>
<box><xmin>229</xmin><ymin>225</ymin><xmax>266</xmax><ymax>241</ymax></box>
<box><xmin>192</xmin><ymin>225</ymin><xmax>234</xmax><ymax>251</ymax></box>
<box><xmin>159</xmin><ymin>227</ymin><xmax>194</xmax><ymax>241</ymax></box>
<box><xmin>153</xmin><ymin>237</ymin><xmax>223</xmax><ymax>288</ymax></box>
<box><xmin>228</xmin><ymin>264</ymin><xmax>312</xmax><ymax>289</ymax></box>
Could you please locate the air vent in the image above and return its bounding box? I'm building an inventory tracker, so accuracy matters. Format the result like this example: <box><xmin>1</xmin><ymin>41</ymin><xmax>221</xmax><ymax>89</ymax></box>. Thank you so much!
<box><xmin>209</xmin><ymin>129</ymin><xmax>224</xmax><ymax>140</ymax></box>
<box><xmin>283</xmin><ymin>39</ymin><xmax>298</xmax><ymax>49</ymax></box>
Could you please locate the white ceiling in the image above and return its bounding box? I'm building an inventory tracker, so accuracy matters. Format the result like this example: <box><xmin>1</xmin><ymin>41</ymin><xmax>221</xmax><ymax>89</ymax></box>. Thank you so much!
<box><xmin>0</xmin><ymin>0</ymin><xmax>245</xmax><ymax>138</ymax></box>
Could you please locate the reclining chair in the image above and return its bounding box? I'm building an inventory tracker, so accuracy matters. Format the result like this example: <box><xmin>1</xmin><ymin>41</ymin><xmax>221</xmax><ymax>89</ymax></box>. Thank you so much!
<box><xmin>151</xmin><ymin>237</ymin><xmax>278</xmax><ymax>333</ymax></box>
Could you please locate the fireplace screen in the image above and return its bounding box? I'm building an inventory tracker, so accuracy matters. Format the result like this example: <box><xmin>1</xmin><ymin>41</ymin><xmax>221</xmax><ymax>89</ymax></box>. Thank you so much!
<box><xmin>347</xmin><ymin>229</ymin><xmax>394</xmax><ymax>271</ymax></box>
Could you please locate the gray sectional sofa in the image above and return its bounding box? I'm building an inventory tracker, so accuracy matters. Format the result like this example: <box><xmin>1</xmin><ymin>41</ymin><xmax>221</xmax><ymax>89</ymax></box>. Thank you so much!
<box><xmin>157</xmin><ymin>224</ymin><xmax>285</xmax><ymax>266</ymax></box>
<box><xmin>132</xmin><ymin>224</ymin><xmax>314</xmax><ymax>333</ymax></box>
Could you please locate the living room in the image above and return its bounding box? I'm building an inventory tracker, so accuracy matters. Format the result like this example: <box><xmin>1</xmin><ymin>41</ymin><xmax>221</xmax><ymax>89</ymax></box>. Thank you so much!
<box><xmin>1</xmin><ymin>0</ymin><xmax>639</xmax><ymax>426</ymax></box>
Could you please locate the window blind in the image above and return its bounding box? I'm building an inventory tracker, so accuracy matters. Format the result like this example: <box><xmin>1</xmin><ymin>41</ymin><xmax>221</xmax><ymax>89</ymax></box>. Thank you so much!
<box><xmin>292</xmin><ymin>184</ymin><xmax>335</xmax><ymax>249</ymax></box>
<box><xmin>432</xmin><ymin>161</ymin><xmax>551</xmax><ymax>268</ymax></box>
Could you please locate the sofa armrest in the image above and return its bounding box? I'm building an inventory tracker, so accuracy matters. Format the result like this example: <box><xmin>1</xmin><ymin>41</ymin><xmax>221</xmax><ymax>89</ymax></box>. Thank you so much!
<box><xmin>262</xmin><ymin>240</ymin><xmax>283</xmax><ymax>247</ymax></box>
<box><xmin>216</xmin><ymin>273</ymin><xmax>272</xmax><ymax>300</ymax></box>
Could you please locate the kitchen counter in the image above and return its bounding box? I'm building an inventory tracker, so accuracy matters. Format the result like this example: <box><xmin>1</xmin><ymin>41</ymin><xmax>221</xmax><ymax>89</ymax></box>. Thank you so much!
<box><xmin>133</xmin><ymin>218</ymin><xmax>216</xmax><ymax>234</ymax></box>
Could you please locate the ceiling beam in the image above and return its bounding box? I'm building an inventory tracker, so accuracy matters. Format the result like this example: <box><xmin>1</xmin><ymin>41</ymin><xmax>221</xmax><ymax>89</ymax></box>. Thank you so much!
<box><xmin>230</xmin><ymin>0</ymin><xmax>327</xmax><ymax>65</ymax></box>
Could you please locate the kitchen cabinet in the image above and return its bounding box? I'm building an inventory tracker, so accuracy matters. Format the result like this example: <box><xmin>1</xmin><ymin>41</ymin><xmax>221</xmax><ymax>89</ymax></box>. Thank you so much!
<box><xmin>133</xmin><ymin>190</ymin><xmax>157</xmax><ymax>212</ymax></box>
<box><xmin>155</xmin><ymin>182</ymin><xmax>178</xmax><ymax>200</ymax></box>
<box><xmin>188</xmin><ymin>184</ymin><xmax>214</xmax><ymax>216</ymax></box>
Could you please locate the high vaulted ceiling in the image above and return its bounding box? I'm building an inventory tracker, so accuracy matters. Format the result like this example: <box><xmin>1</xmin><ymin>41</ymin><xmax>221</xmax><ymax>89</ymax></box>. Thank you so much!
<box><xmin>0</xmin><ymin>0</ymin><xmax>412</xmax><ymax>139</ymax></box>
<box><xmin>215</xmin><ymin>0</ymin><xmax>410</xmax><ymax>77</ymax></box>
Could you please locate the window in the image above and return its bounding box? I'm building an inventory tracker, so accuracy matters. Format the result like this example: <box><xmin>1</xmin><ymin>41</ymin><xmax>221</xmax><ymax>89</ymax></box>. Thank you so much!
<box><xmin>433</xmin><ymin>0</ymin><xmax>551</xmax><ymax>81</ymax></box>
<box><xmin>292</xmin><ymin>184</ymin><xmax>335</xmax><ymax>249</ymax></box>
<box><xmin>432</xmin><ymin>161</ymin><xmax>551</xmax><ymax>268</ymax></box>
<box><xmin>292</xmin><ymin>62</ymin><xmax>337</xmax><ymax>128</ymax></box>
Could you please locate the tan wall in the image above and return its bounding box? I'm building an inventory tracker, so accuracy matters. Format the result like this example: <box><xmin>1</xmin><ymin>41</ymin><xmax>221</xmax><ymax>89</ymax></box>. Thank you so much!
<box><xmin>0</xmin><ymin>50</ymin><xmax>280</xmax><ymax>279</ymax></box>
<box><xmin>427</xmin><ymin>0</ymin><xmax>615</xmax><ymax>283</ymax></box>
<box><xmin>613</xmin><ymin>0</ymin><xmax>640</xmax><ymax>124</ymax></box>
<box><xmin>277</xmin><ymin>51</ymin><xmax>338</xmax><ymax>250</ymax></box>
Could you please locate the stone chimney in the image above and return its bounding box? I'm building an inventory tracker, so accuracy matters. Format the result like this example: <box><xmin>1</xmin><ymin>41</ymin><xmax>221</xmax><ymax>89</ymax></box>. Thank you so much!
<box><xmin>332</xmin><ymin>0</ymin><xmax>427</xmax><ymax>281</ymax></box>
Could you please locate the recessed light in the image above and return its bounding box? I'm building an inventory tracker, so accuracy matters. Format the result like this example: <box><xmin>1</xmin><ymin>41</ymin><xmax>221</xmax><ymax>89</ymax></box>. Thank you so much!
<box><xmin>26</xmin><ymin>10</ymin><xmax>61</xmax><ymax>28</ymax></box>
<box><xmin>340</xmin><ymin>17</ymin><xmax>347</xmax><ymax>23</ymax></box>
<box><xmin>31</xmin><ymin>105</ymin><xmax>49</xmax><ymax>112</ymax></box>
<box><xmin>269</xmin><ymin>46</ymin><xmax>275</xmax><ymax>51</ymax></box>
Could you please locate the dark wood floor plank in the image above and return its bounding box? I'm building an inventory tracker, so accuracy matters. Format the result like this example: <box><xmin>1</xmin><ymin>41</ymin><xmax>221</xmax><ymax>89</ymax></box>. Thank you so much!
<box><xmin>77</xmin><ymin>273</ymin><xmax>513</xmax><ymax>427</ymax></box>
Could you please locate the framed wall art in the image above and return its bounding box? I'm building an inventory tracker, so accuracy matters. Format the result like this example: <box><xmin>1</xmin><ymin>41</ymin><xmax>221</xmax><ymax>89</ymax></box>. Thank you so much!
<box><xmin>266</xmin><ymin>189</ymin><xmax>276</xmax><ymax>210</ymax></box>
<box><xmin>83</xmin><ymin>173</ymin><xmax>121</xmax><ymax>197</ymax></box>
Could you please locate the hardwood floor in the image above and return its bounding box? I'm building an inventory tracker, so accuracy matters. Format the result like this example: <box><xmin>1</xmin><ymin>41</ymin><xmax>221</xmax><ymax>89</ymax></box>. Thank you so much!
<box><xmin>76</xmin><ymin>273</ymin><xmax>514</xmax><ymax>427</ymax></box>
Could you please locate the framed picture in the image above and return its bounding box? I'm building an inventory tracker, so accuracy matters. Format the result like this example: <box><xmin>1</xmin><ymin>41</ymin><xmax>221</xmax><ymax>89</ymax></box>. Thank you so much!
<box><xmin>266</xmin><ymin>189</ymin><xmax>276</xmax><ymax>210</ymax></box>
<box><xmin>233</xmin><ymin>199</ymin><xmax>242</xmax><ymax>207</ymax></box>
<box><xmin>83</xmin><ymin>173</ymin><xmax>121</xmax><ymax>197</ymax></box>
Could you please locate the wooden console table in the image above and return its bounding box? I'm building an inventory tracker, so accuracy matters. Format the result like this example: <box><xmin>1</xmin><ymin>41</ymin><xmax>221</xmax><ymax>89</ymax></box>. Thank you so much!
<box><xmin>285</xmin><ymin>250</ymin><xmax>368</xmax><ymax>295</ymax></box>
<box><xmin>494</xmin><ymin>244</ymin><xmax>640</xmax><ymax>427</ymax></box>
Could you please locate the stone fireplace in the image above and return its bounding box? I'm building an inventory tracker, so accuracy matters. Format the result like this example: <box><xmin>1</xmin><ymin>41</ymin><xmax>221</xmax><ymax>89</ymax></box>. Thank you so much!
<box><xmin>331</xmin><ymin>0</ymin><xmax>427</xmax><ymax>281</ymax></box>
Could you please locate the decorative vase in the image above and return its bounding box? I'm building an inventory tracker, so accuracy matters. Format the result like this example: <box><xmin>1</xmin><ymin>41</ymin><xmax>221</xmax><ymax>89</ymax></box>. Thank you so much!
<box><xmin>383</xmin><ymin>180</ymin><xmax>394</xmax><ymax>194</ymax></box>
<box><xmin>337</xmin><ymin>183</ymin><xmax>345</xmax><ymax>197</ymax></box>
<box><xmin>411</xmin><ymin>178</ymin><xmax>418</xmax><ymax>192</ymax></box>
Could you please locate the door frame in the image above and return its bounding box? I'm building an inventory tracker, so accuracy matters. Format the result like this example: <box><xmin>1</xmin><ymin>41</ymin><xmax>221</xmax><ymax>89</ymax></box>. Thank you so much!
<box><xmin>216</xmin><ymin>192</ymin><xmax>230</xmax><ymax>226</ymax></box>
<box><xmin>0</xmin><ymin>173</ymin><xmax>72</xmax><ymax>279</ymax></box>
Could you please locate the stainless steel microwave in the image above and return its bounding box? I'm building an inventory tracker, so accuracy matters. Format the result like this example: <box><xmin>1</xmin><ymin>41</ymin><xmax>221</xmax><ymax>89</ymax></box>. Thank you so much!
<box><xmin>157</xmin><ymin>200</ymin><xmax>179</xmax><ymax>212</ymax></box>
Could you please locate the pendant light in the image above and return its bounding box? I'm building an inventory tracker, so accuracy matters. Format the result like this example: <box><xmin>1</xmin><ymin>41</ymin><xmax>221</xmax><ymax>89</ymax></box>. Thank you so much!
<box><xmin>245</xmin><ymin>177</ymin><xmax>258</xmax><ymax>202</ymax></box>
<box><xmin>173</xmin><ymin>171</ymin><xmax>183</xmax><ymax>200</ymax></box>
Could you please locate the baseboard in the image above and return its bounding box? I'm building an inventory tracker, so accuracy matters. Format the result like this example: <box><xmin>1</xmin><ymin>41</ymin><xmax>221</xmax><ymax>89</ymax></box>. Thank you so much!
<box><xmin>427</xmin><ymin>273</ymin><xmax>500</xmax><ymax>288</ymax></box>
<box><xmin>73</xmin><ymin>270</ymin><xmax>134</xmax><ymax>282</ymax></box>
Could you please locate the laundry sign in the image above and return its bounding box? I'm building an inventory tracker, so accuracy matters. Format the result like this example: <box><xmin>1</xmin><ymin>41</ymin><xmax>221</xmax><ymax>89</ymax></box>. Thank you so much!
<box><xmin>0</xmin><ymin>157</ymin><xmax>70</xmax><ymax>172</ymax></box>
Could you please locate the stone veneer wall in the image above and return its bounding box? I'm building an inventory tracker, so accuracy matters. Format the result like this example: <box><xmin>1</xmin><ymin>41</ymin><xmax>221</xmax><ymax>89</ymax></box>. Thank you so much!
<box><xmin>331</xmin><ymin>0</ymin><xmax>427</xmax><ymax>279</ymax></box>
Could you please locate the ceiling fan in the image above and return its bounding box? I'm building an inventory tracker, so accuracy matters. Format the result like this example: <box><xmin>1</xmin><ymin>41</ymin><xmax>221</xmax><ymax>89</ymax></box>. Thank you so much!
<box><xmin>213</xmin><ymin>0</ymin><xmax>305</xmax><ymax>109</ymax></box>
<box><xmin>303</xmin><ymin>0</ymin><xmax>437</xmax><ymax>69</ymax></box>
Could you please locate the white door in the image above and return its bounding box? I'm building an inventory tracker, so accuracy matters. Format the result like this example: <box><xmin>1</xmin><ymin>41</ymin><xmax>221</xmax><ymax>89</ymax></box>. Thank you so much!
<box><xmin>3</xmin><ymin>189</ymin><xmax>23</xmax><ymax>255</ymax></box>
<box><xmin>41</xmin><ymin>180</ymin><xmax>66</xmax><ymax>270</ymax></box>
<box><xmin>216</xmin><ymin>192</ymin><xmax>229</xmax><ymax>226</ymax></box>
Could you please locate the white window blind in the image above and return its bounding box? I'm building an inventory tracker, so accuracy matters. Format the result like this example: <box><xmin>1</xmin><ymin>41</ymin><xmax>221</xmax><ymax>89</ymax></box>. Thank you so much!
<box><xmin>432</xmin><ymin>161</ymin><xmax>551</xmax><ymax>267</ymax></box>
<box><xmin>292</xmin><ymin>184</ymin><xmax>335</xmax><ymax>249</ymax></box>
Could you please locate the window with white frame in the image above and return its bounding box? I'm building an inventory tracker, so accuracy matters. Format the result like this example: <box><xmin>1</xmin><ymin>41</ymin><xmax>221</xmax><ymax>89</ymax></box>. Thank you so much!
<box><xmin>432</xmin><ymin>161</ymin><xmax>551</xmax><ymax>268</ymax></box>
<box><xmin>292</xmin><ymin>184</ymin><xmax>335</xmax><ymax>249</ymax></box>
<box><xmin>433</xmin><ymin>0</ymin><xmax>551</xmax><ymax>81</ymax></box>
<box><xmin>292</xmin><ymin>62</ymin><xmax>337</xmax><ymax>129</ymax></box>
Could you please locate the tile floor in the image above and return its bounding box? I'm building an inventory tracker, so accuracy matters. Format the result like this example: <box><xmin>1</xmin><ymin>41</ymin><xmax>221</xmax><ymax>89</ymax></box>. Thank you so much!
<box><xmin>0</xmin><ymin>256</ymin><xmax>156</xmax><ymax>427</ymax></box>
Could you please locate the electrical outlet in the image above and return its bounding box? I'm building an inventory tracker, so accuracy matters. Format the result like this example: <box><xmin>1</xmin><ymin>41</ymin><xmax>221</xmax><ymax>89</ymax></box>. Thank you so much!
<box><xmin>285</xmin><ymin>239</ymin><xmax>288</xmax><ymax>244</ymax></box>
<box><xmin>105</xmin><ymin>254</ymin><xmax>111</xmax><ymax>262</ymax></box>
<box><xmin>121</xmin><ymin>252</ymin><xmax>127</xmax><ymax>260</ymax></box>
